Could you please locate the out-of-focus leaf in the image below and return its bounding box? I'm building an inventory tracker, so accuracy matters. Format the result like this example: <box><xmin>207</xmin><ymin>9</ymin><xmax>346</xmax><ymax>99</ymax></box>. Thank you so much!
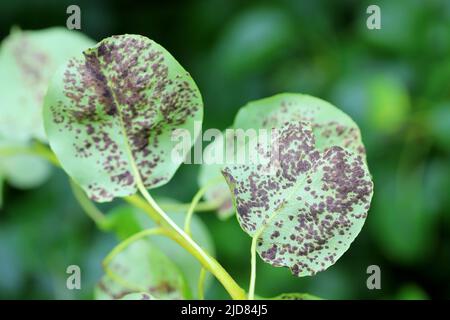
<box><xmin>395</xmin><ymin>284</ymin><xmax>429</xmax><ymax>300</ymax></box>
<box><xmin>215</xmin><ymin>7</ymin><xmax>293</xmax><ymax>77</ymax></box>
<box><xmin>95</xmin><ymin>239</ymin><xmax>187</xmax><ymax>300</ymax></box>
<box><xmin>43</xmin><ymin>34</ymin><xmax>203</xmax><ymax>202</ymax></box>
<box><xmin>371</xmin><ymin>168</ymin><xmax>437</xmax><ymax>264</ymax></box>
<box><xmin>223</xmin><ymin>119</ymin><xmax>373</xmax><ymax>277</ymax></box>
<box><xmin>104</xmin><ymin>200</ymin><xmax>214</xmax><ymax>298</ymax></box>
<box><xmin>367</xmin><ymin>75</ymin><xmax>410</xmax><ymax>134</ymax></box>
<box><xmin>0</xmin><ymin>139</ymin><xmax>51</xmax><ymax>189</ymax></box>
<box><xmin>0</xmin><ymin>27</ymin><xmax>95</xmax><ymax>142</ymax></box>
<box><xmin>359</xmin><ymin>0</ymin><xmax>422</xmax><ymax>53</ymax></box>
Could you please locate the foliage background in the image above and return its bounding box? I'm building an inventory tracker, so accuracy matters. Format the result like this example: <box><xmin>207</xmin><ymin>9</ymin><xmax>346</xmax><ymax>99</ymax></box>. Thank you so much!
<box><xmin>0</xmin><ymin>0</ymin><xmax>449</xmax><ymax>299</ymax></box>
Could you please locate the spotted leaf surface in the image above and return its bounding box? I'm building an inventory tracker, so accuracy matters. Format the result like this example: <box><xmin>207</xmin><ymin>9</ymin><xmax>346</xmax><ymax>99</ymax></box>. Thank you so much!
<box><xmin>43</xmin><ymin>35</ymin><xmax>202</xmax><ymax>201</ymax></box>
<box><xmin>0</xmin><ymin>27</ymin><xmax>95</xmax><ymax>142</ymax></box>
<box><xmin>95</xmin><ymin>239</ymin><xmax>187</xmax><ymax>300</ymax></box>
<box><xmin>222</xmin><ymin>122</ymin><xmax>373</xmax><ymax>276</ymax></box>
<box><xmin>233</xmin><ymin>93</ymin><xmax>366</xmax><ymax>157</ymax></box>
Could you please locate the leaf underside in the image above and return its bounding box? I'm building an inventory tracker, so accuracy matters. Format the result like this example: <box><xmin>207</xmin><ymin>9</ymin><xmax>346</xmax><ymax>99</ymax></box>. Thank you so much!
<box><xmin>223</xmin><ymin>121</ymin><xmax>373</xmax><ymax>277</ymax></box>
<box><xmin>43</xmin><ymin>34</ymin><xmax>203</xmax><ymax>201</ymax></box>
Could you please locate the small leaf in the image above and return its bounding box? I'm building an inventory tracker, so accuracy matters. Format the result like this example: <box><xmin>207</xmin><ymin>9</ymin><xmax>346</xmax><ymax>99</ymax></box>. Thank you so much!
<box><xmin>104</xmin><ymin>201</ymin><xmax>214</xmax><ymax>298</ymax></box>
<box><xmin>0</xmin><ymin>27</ymin><xmax>95</xmax><ymax>142</ymax></box>
<box><xmin>95</xmin><ymin>239</ymin><xmax>187</xmax><ymax>300</ymax></box>
<box><xmin>43</xmin><ymin>34</ymin><xmax>203</xmax><ymax>201</ymax></box>
<box><xmin>120</xmin><ymin>292</ymin><xmax>155</xmax><ymax>300</ymax></box>
<box><xmin>223</xmin><ymin>121</ymin><xmax>373</xmax><ymax>276</ymax></box>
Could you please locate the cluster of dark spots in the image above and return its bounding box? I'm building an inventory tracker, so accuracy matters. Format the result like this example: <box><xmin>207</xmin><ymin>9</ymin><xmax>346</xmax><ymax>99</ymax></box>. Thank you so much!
<box><xmin>223</xmin><ymin>116</ymin><xmax>373</xmax><ymax>276</ymax></box>
<box><xmin>49</xmin><ymin>35</ymin><xmax>202</xmax><ymax>200</ymax></box>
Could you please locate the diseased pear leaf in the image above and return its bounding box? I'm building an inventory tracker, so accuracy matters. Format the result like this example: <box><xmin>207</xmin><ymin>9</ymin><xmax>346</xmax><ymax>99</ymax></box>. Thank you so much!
<box><xmin>103</xmin><ymin>200</ymin><xmax>214</xmax><ymax>299</ymax></box>
<box><xmin>0</xmin><ymin>27</ymin><xmax>95</xmax><ymax>142</ymax></box>
<box><xmin>222</xmin><ymin>121</ymin><xmax>373</xmax><ymax>277</ymax></box>
<box><xmin>95</xmin><ymin>239</ymin><xmax>187</xmax><ymax>300</ymax></box>
<box><xmin>233</xmin><ymin>93</ymin><xmax>366</xmax><ymax>157</ymax></box>
<box><xmin>199</xmin><ymin>93</ymin><xmax>367</xmax><ymax>219</ymax></box>
<box><xmin>43</xmin><ymin>35</ymin><xmax>203</xmax><ymax>201</ymax></box>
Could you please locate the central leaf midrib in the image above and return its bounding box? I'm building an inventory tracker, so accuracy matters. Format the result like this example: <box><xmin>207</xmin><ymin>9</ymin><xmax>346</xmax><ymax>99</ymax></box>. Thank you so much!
<box><xmin>90</xmin><ymin>49</ymin><xmax>145</xmax><ymax>189</ymax></box>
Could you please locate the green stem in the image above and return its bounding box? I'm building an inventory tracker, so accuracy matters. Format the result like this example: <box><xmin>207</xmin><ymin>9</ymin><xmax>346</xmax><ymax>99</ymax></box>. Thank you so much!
<box><xmin>124</xmin><ymin>194</ymin><xmax>246</xmax><ymax>300</ymax></box>
<box><xmin>248</xmin><ymin>236</ymin><xmax>257</xmax><ymax>300</ymax></box>
<box><xmin>198</xmin><ymin>268</ymin><xmax>207</xmax><ymax>300</ymax></box>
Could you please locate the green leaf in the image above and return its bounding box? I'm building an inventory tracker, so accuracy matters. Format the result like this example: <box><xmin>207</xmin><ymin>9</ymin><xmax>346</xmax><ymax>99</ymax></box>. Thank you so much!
<box><xmin>426</xmin><ymin>102</ymin><xmax>450</xmax><ymax>150</ymax></box>
<box><xmin>198</xmin><ymin>130</ymin><xmax>235</xmax><ymax>219</ymax></box>
<box><xmin>199</xmin><ymin>93</ymin><xmax>367</xmax><ymax>220</ymax></box>
<box><xmin>0</xmin><ymin>27</ymin><xmax>95</xmax><ymax>142</ymax></box>
<box><xmin>233</xmin><ymin>93</ymin><xmax>367</xmax><ymax>157</ymax></box>
<box><xmin>120</xmin><ymin>292</ymin><xmax>155</xmax><ymax>300</ymax></box>
<box><xmin>395</xmin><ymin>284</ymin><xmax>429</xmax><ymax>300</ymax></box>
<box><xmin>223</xmin><ymin>120</ymin><xmax>373</xmax><ymax>277</ymax></box>
<box><xmin>95</xmin><ymin>239</ymin><xmax>187</xmax><ymax>300</ymax></box>
<box><xmin>43</xmin><ymin>34</ymin><xmax>203</xmax><ymax>201</ymax></box>
<box><xmin>104</xmin><ymin>201</ymin><xmax>215</xmax><ymax>298</ymax></box>
<box><xmin>0</xmin><ymin>139</ymin><xmax>51</xmax><ymax>189</ymax></box>
<box><xmin>367</xmin><ymin>75</ymin><xmax>410</xmax><ymax>134</ymax></box>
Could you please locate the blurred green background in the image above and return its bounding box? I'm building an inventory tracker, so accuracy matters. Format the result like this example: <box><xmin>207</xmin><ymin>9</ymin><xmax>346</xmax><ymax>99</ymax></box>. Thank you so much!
<box><xmin>1</xmin><ymin>0</ymin><xmax>449</xmax><ymax>299</ymax></box>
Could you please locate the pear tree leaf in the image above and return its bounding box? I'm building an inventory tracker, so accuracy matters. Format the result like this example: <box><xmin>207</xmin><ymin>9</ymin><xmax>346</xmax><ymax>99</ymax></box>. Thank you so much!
<box><xmin>222</xmin><ymin>121</ymin><xmax>373</xmax><ymax>277</ymax></box>
<box><xmin>120</xmin><ymin>292</ymin><xmax>155</xmax><ymax>300</ymax></box>
<box><xmin>0</xmin><ymin>27</ymin><xmax>95</xmax><ymax>142</ymax></box>
<box><xmin>43</xmin><ymin>34</ymin><xmax>203</xmax><ymax>201</ymax></box>
<box><xmin>103</xmin><ymin>200</ymin><xmax>214</xmax><ymax>298</ymax></box>
<box><xmin>0</xmin><ymin>139</ymin><xmax>51</xmax><ymax>189</ymax></box>
<box><xmin>95</xmin><ymin>239</ymin><xmax>187</xmax><ymax>300</ymax></box>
